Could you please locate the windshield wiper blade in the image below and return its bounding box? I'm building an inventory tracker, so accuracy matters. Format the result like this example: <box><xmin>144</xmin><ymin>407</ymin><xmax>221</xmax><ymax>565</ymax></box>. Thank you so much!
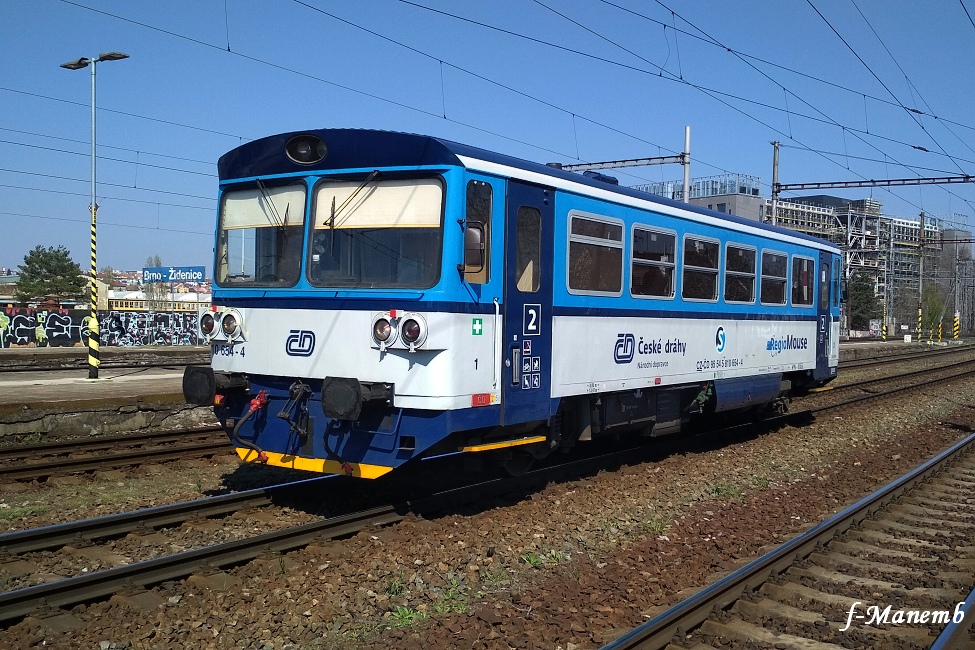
<box><xmin>329</xmin><ymin>196</ymin><xmax>336</xmax><ymax>254</ymax></box>
<box><xmin>330</xmin><ymin>170</ymin><xmax>380</xmax><ymax>227</ymax></box>
<box><xmin>328</xmin><ymin>169</ymin><xmax>379</xmax><ymax>255</ymax></box>
<box><xmin>255</xmin><ymin>179</ymin><xmax>283</xmax><ymax>227</ymax></box>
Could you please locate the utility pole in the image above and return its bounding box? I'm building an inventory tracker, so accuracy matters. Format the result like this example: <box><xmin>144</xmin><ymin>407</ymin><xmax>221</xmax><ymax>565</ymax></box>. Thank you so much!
<box><xmin>770</xmin><ymin>141</ymin><xmax>780</xmax><ymax>226</ymax></box>
<box><xmin>683</xmin><ymin>126</ymin><xmax>691</xmax><ymax>203</ymax></box>
<box><xmin>887</xmin><ymin>229</ymin><xmax>894</xmax><ymax>339</ymax></box>
<box><xmin>917</xmin><ymin>212</ymin><xmax>925</xmax><ymax>341</ymax></box>
<box><xmin>954</xmin><ymin>245</ymin><xmax>961</xmax><ymax>339</ymax></box>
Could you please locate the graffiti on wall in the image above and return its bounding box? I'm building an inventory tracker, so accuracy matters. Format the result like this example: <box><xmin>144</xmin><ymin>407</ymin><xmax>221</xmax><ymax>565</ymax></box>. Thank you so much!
<box><xmin>0</xmin><ymin>308</ymin><xmax>200</xmax><ymax>348</ymax></box>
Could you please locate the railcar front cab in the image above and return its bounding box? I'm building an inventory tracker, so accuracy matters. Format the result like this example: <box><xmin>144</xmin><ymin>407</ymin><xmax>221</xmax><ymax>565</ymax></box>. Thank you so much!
<box><xmin>184</xmin><ymin>131</ymin><xmax>510</xmax><ymax>478</ymax></box>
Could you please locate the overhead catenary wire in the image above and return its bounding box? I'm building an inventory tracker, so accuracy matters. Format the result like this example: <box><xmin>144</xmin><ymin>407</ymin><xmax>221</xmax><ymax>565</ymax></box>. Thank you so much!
<box><xmin>806</xmin><ymin>0</ymin><xmax>969</xmax><ymax>175</ymax></box>
<box><xmin>0</xmin><ymin>210</ymin><xmax>211</xmax><ymax>236</ymax></box>
<box><xmin>41</xmin><ymin>0</ymin><xmax>974</xmax><ymax>205</ymax></box>
<box><xmin>392</xmin><ymin>0</ymin><xmax>972</xmax><ymax>213</ymax></box>
<box><xmin>646</xmin><ymin>0</ymin><xmax>974</xmax><ymax>212</ymax></box>
<box><xmin>529</xmin><ymin>0</ymin><xmax>959</xmax><ymax>213</ymax></box>
<box><xmin>15</xmin><ymin>0</ymin><xmax>969</xmax><ymax>226</ymax></box>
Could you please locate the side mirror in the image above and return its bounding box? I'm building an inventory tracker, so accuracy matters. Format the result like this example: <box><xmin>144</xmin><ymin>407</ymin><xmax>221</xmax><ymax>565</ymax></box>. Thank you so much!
<box><xmin>460</xmin><ymin>221</ymin><xmax>485</xmax><ymax>274</ymax></box>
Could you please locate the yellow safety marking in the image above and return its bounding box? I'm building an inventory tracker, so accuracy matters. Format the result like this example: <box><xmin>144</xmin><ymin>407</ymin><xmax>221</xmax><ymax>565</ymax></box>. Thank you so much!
<box><xmin>460</xmin><ymin>435</ymin><xmax>547</xmax><ymax>453</ymax></box>
<box><xmin>234</xmin><ymin>448</ymin><xmax>393</xmax><ymax>479</ymax></box>
<box><xmin>808</xmin><ymin>385</ymin><xmax>835</xmax><ymax>392</ymax></box>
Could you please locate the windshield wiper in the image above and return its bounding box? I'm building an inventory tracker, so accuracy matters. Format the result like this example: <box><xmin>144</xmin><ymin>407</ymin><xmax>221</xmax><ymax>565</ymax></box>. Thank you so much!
<box><xmin>255</xmin><ymin>179</ymin><xmax>284</xmax><ymax>227</ymax></box>
<box><xmin>329</xmin><ymin>196</ymin><xmax>337</xmax><ymax>254</ymax></box>
<box><xmin>328</xmin><ymin>169</ymin><xmax>379</xmax><ymax>254</ymax></box>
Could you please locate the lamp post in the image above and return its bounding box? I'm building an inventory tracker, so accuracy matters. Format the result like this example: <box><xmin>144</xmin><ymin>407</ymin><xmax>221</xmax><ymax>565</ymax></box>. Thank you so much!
<box><xmin>61</xmin><ymin>52</ymin><xmax>129</xmax><ymax>380</ymax></box>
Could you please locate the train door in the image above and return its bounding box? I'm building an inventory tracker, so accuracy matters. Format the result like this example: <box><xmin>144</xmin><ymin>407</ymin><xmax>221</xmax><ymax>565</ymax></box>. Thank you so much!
<box><xmin>501</xmin><ymin>181</ymin><xmax>554</xmax><ymax>426</ymax></box>
<box><xmin>814</xmin><ymin>250</ymin><xmax>831</xmax><ymax>380</ymax></box>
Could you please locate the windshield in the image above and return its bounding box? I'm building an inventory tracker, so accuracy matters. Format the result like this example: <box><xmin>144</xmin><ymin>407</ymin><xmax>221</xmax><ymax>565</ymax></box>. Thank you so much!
<box><xmin>308</xmin><ymin>177</ymin><xmax>443</xmax><ymax>288</ymax></box>
<box><xmin>215</xmin><ymin>182</ymin><xmax>306</xmax><ymax>287</ymax></box>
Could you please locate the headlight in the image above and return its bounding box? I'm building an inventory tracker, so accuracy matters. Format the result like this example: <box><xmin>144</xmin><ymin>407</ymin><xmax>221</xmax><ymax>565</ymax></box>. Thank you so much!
<box><xmin>222</xmin><ymin>313</ymin><xmax>239</xmax><ymax>337</ymax></box>
<box><xmin>373</xmin><ymin>318</ymin><xmax>392</xmax><ymax>342</ymax></box>
<box><xmin>371</xmin><ymin>314</ymin><xmax>398</xmax><ymax>347</ymax></box>
<box><xmin>285</xmin><ymin>134</ymin><xmax>327</xmax><ymax>165</ymax></box>
<box><xmin>200</xmin><ymin>313</ymin><xmax>215</xmax><ymax>335</ymax></box>
<box><xmin>402</xmin><ymin>319</ymin><xmax>421</xmax><ymax>343</ymax></box>
<box><xmin>400</xmin><ymin>314</ymin><xmax>427</xmax><ymax>350</ymax></box>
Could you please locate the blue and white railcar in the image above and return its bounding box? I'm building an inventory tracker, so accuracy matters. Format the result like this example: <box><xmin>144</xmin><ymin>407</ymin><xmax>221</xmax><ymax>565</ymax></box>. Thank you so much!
<box><xmin>182</xmin><ymin>129</ymin><xmax>842</xmax><ymax>478</ymax></box>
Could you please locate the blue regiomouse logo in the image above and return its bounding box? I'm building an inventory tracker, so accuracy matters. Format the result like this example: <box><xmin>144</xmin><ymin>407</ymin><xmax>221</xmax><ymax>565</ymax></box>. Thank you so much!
<box><xmin>767</xmin><ymin>334</ymin><xmax>808</xmax><ymax>356</ymax></box>
<box><xmin>715</xmin><ymin>327</ymin><xmax>726</xmax><ymax>354</ymax></box>
<box><xmin>614</xmin><ymin>333</ymin><xmax>636</xmax><ymax>364</ymax></box>
<box><xmin>285</xmin><ymin>329</ymin><xmax>316</xmax><ymax>357</ymax></box>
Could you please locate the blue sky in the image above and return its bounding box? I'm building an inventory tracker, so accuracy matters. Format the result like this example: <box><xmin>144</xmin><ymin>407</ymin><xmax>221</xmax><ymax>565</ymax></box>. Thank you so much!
<box><xmin>3</xmin><ymin>0</ymin><xmax>974</xmax><ymax>275</ymax></box>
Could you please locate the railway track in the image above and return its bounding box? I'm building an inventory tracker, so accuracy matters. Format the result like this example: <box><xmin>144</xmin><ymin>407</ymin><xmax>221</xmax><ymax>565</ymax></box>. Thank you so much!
<box><xmin>0</xmin><ymin>426</ymin><xmax>229</xmax><ymax>481</ymax></box>
<box><xmin>600</xmin><ymin>431</ymin><xmax>975</xmax><ymax>650</ymax></box>
<box><xmin>1</xmin><ymin>363</ymin><xmax>973</xmax><ymax>628</ymax></box>
<box><xmin>840</xmin><ymin>343</ymin><xmax>974</xmax><ymax>369</ymax></box>
<box><xmin>803</xmin><ymin>356</ymin><xmax>975</xmax><ymax>398</ymax></box>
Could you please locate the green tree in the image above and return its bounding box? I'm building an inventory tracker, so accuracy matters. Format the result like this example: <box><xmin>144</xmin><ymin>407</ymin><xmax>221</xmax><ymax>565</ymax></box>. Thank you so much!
<box><xmin>99</xmin><ymin>265</ymin><xmax>115</xmax><ymax>286</ymax></box>
<box><xmin>15</xmin><ymin>245</ymin><xmax>86</xmax><ymax>304</ymax></box>
<box><xmin>846</xmin><ymin>272</ymin><xmax>881</xmax><ymax>331</ymax></box>
<box><xmin>920</xmin><ymin>285</ymin><xmax>947</xmax><ymax>334</ymax></box>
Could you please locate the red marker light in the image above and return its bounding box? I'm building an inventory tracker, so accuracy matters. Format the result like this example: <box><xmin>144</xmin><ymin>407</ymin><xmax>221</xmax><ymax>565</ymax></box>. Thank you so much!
<box><xmin>213</xmin><ymin>394</ymin><xmax>225</xmax><ymax>406</ymax></box>
<box><xmin>389</xmin><ymin>309</ymin><xmax>398</xmax><ymax>318</ymax></box>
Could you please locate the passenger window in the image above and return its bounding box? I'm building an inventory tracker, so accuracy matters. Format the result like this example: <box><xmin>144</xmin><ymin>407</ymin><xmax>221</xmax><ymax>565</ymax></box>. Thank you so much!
<box><xmin>682</xmin><ymin>237</ymin><xmax>719</xmax><ymax>301</ymax></box>
<box><xmin>515</xmin><ymin>206</ymin><xmax>541</xmax><ymax>293</ymax></box>
<box><xmin>568</xmin><ymin>214</ymin><xmax>623</xmax><ymax>294</ymax></box>
<box><xmin>832</xmin><ymin>263</ymin><xmax>841</xmax><ymax>307</ymax></box>
<box><xmin>761</xmin><ymin>251</ymin><xmax>787</xmax><ymax>305</ymax></box>
<box><xmin>724</xmin><ymin>244</ymin><xmax>756</xmax><ymax>303</ymax></box>
<box><xmin>792</xmin><ymin>257</ymin><xmax>814</xmax><ymax>306</ymax></box>
<box><xmin>631</xmin><ymin>227</ymin><xmax>675</xmax><ymax>298</ymax></box>
<box><xmin>464</xmin><ymin>180</ymin><xmax>492</xmax><ymax>284</ymax></box>
<box><xmin>820</xmin><ymin>263</ymin><xmax>829</xmax><ymax>309</ymax></box>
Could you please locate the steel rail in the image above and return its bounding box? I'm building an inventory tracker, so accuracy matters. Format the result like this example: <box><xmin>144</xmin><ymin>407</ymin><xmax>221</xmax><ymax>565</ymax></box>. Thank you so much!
<box><xmin>840</xmin><ymin>345</ymin><xmax>975</xmax><ymax>369</ymax></box>
<box><xmin>0</xmin><ymin>426</ymin><xmax>223</xmax><ymax>461</ymax></box>
<box><xmin>1</xmin><ymin>362</ymin><xmax>972</xmax><ymax>625</ymax></box>
<box><xmin>929</xmin><ymin>583</ymin><xmax>975</xmax><ymax>649</ymax></box>
<box><xmin>805</xmin><ymin>366</ymin><xmax>975</xmax><ymax>414</ymax></box>
<box><xmin>0</xmin><ymin>439</ymin><xmax>230</xmax><ymax>480</ymax></box>
<box><xmin>600</xmin><ymin>432</ymin><xmax>975</xmax><ymax>650</ymax></box>
<box><xmin>0</xmin><ymin>505</ymin><xmax>404</xmax><ymax>622</ymax></box>
<box><xmin>0</xmin><ymin>476</ymin><xmax>332</xmax><ymax>555</ymax></box>
<box><xmin>819</xmin><ymin>357</ymin><xmax>975</xmax><ymax>391</ymax></box>
<box><xmin>0</xmin><ymin>465</ymin><xmax>560</xmax><ymax>623</ymax></box>
<box><xmin>0</xmin><ymin>426</ymin><xmax>758</xmax><ymax>623</ymax></box>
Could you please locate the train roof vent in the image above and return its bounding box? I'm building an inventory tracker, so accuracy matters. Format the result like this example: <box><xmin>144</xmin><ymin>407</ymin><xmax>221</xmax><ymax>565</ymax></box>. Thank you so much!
<box><xmin>583</xmin><ymin>170</ymin><xmax>619</xmax><ymax>185</ymax></box>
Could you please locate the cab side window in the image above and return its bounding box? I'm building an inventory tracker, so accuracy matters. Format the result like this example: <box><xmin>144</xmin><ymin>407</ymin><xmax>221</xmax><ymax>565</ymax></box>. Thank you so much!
<box><xmin>464</xmin><ymin>180</ymin><xmax>492</xmax><ymax>284</ymax></box>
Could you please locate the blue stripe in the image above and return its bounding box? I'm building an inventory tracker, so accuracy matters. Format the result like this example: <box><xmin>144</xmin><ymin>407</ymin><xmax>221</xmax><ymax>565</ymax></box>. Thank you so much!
<box><xmin>215</xmin><ymin>296</ymin><xmax>816</xmax><ymax>321</ymax></box>
<box><xmin>551</xmin><ymin>306</ymin><xmax>817</xmax><ymax>320</ymax></box>
<box><xmin>216</xmin><ymin>296</ymin><xmax>499</xmax><ymax>314</ymax></box>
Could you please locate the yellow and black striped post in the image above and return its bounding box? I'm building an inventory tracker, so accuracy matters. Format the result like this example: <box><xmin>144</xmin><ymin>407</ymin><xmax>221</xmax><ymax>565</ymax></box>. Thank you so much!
<box><xmin>954</xmin><ymin>312</ymin><xmax>960</xmax><ymax>340</ymax></box>
<box><xmin>917</xmin><ymin>306</ymin><xmax>923</xmax><ymax>342</ymax></box>
<box><xmin>61</xmin><ymin>52</ymin><xmax>128</xmax><ymax>379</ymax></box>
<box><xmin>88</xmin><ymin>203</ymin><xmax>100</xmax><ymax>379</ymax></box>
<box><xmin>938</xmin><ymin>320</ymin><xmax>943</xmax><ymax>343</ymax></box>
<box><xmin>882</xmin><ymin>306</ymin><xmax>887</xmax><ymax>341</ymax></box>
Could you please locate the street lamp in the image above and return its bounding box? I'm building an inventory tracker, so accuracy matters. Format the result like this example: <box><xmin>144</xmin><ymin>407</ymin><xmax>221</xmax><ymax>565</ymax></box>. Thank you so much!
<box><xmin>61</xmin><ymin>52</ymin><xmax>129</xmax><ymax>380</ymax></box>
